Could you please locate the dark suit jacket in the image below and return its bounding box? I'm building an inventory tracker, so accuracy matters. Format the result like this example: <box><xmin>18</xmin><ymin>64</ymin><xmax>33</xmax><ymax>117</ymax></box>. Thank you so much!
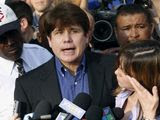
<box><xmin>14</xmin><ymin>51</ymin><xmax>117</xmax><ymax>115</ymax></box>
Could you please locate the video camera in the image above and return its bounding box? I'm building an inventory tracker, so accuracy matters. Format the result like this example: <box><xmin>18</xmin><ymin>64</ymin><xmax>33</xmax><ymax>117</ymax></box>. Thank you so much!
<box><xmin>89</xmin><ymin>0</ymin><xmax>122</xmax><ymax>51</ymax></box>
<box><xmin>89</xmin><ymin>0</ymin><xmax>152</xmax><ymax>51</ymax></box>
<box><xmin>91</xmin><ymin>9</ymin><xmax>118</xmax><ymax>51</ymax></box>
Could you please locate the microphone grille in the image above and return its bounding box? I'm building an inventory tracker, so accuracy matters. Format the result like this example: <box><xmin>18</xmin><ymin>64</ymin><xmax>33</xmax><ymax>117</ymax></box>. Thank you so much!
<box><xmin>112</xmin><ymin>107</ymin><xmax>124</xmax><ymax>119</ymax></box>
<box><xmin>73</xmin><ymin>92</ymin><xmax>92</xmax><ymax>110</ymax></box>
<box><xmin>33</xmin><ymin>100</ymin><xmax>52</xmax><ymax>119</ymax></box>
<box><xmin>85</xmin><ymin>105</ymin><xmax>103</xmax><ymax>120</ymax></box>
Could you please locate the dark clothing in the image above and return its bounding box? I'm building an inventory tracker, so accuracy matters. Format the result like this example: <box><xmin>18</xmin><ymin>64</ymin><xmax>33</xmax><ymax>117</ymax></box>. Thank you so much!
<box><xmin>14</xmin><ymin>52</ymin><xmax>118</xmax><ymax>116</ymax></box>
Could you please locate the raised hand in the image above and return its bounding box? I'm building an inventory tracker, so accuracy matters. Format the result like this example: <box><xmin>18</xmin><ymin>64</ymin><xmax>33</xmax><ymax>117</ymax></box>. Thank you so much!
<box><xmin>127</xmin><ymin>76</ymin><xmax>159</xmax><ymax>119</ymax></box>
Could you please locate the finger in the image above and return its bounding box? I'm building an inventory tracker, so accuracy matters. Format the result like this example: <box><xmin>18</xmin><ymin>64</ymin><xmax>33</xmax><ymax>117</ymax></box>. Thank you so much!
<box><xmin>127</xmin><ymin>76</ymin><xmax>145</xmax><ymax>93</ymax></box>
<box><xmin>152</xmin><ymin>86</ymin><xmax>159</xmax><ymax>101</ymax></box>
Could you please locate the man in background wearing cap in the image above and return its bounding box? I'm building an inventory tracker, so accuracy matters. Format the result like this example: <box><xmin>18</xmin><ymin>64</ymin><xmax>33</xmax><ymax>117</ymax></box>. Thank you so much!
<box><xmin>0</xmin><ymin>4</ymin><xmax>53</xmax><ymax>120</ymax></box>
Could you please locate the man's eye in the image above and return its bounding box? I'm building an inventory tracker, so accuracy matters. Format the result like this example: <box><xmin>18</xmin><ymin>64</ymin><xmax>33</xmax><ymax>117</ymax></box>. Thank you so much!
<box><xmin>0</xmin><ymin>36</ymin><xmax>7</xmax><ymax>44</ymax></box>
<box><xmin>54</xmin><ymin>31</ymin><xmax>63</xmax><ymax>34</ymax></box>
<box><xmin>137</xmin><ymin>25</ymin><xmax>145</xmax><ymax>29</ymax></box>
<box><xmin>121</xmin><ymin>27</ymin><xmax>130</xmax><ymax>31</ymax></box>
<box><xmin>72</xmin><ymin>30</ymin><xmax>79</xmax><ymax>33</ymax></box>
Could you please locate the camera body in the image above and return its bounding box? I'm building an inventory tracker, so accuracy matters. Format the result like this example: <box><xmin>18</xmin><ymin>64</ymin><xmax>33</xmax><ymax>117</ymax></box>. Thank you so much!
<box><xmin>91</xmin><ymin>10</ymin><xmax>119</xmax><ymax>51</ymax></box>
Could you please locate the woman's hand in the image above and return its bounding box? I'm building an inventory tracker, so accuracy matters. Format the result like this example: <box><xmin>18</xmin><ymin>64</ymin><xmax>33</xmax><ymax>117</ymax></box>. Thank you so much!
<box><xmin>127</xmin><ymin>76</ymin><xmax>159</xmax><ymax>119</ymax></box>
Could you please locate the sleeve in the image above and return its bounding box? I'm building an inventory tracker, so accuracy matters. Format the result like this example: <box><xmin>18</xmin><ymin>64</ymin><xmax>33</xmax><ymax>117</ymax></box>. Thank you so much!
<box><xmin>14</xmin><ymin>78</ymin><xmax>32</xmax><ymax>118</ymax></box>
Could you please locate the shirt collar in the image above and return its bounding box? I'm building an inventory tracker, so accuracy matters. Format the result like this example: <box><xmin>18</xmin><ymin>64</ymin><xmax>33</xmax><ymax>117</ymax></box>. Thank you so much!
<box><xmin>55</xmin><ymin>54</ymin><xmax>86</xmax><ymax>76</ymax></box>
<box><xmin>20</xmin><ymin>45</ymin><xmax>32</xmax><ymax>69</ymax></box>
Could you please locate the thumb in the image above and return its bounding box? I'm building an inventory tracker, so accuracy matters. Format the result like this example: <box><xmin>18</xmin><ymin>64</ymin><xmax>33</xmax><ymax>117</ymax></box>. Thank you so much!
<box><xmin>152</xmin><ymin>86</ymin><xmax>159</xmax><ymax>101</ymax></box>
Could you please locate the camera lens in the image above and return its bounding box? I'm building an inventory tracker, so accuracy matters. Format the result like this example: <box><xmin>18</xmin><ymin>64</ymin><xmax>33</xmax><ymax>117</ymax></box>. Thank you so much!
<box><xmin>93</xmin><ymin>20</ymin><xmax>113</xmax><ymax>42</ymax></box>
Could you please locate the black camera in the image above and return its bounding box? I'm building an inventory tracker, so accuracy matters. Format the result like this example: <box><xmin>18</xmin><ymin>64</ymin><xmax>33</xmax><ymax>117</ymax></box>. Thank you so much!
<box><xmin>91</xmin><ymin>10</ymin><xmax>119</xmax><ymax>51</ymax></box>
<box><xmin>134</xmin><ymin>0</ymin><xmax>152</xmax><ymax>9</ymax></box>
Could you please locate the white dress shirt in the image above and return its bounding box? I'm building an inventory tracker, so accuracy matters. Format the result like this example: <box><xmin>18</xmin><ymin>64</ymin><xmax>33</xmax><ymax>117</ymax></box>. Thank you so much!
<box><xmin>115</xmin><ymin>90</ymin><xmax>141</xmax><ymax>120</ymax></box>
<box><xmin>0</xmin><ymin>43</ymin><xmax>53</xmax><ymax>120</ymax></box>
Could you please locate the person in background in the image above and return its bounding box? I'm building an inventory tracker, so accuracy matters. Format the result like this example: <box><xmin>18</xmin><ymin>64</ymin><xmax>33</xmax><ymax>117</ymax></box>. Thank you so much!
<box><xmin>30</xmin><ymin>0</ymin><xmax>53</xmax><ymax>29</ymax></box>
<box><xmin>151</xmin><ymin>0</ymin><xmax>160</xmax><ymax>38</ymax></box>
<box><xmin>101</xmin><ymin>4</ymin><xmax>155</xmax><ymax>55</ymax></box>
<box><xmin>115</xmin><ymin>40</ymin><xmax>160</xmax><ymax>120</ymax></box>
<box><xmin>37</xmin><ymin>11</ymin><xmax>53</xmax><ymax>53</ymax></box>
<box><xmin>115</xmin><ymin>4</ymin><xmax>154</xmax><ymax>46</ymax></box>
<box><xmin>53</xmin><ymin>0</ymin><xmax>88</xmax><ymax>9</ymax></box>
<box><xmin>7</xmin><ymin>1</ymin><xmax>39</xmax><ymax>44</ymax></box>
<box><xmin>0</xmin><ymin>4</ymin><xmax>53</xmax><ymax>120</ymax></box>
<box><xmin>13</xmin><ymin>2</ymin><xmax>117</xmax><ymax>119</ymax></box>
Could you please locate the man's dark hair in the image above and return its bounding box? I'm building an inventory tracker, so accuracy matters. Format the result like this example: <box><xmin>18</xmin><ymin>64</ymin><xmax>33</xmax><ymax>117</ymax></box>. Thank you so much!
<box><xmin>7</xmin><ymin>1</ymin><xmax>33</xmax><ymax>25</ymax></box>
<box><xmin>115</xmin><ymin>4</ymin><xmax>153</xmax><ymax>28</ymax></box>
<box><xmin>44</xmin><ymin>2</ymin><xmax>90</xmax><ymax>36</ymax></box>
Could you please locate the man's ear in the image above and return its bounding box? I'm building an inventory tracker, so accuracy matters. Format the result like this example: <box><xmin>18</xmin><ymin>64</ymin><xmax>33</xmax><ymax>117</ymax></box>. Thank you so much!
<box><xmin>114</xmin><ymin>27</ymin><xmax>118</xmax><ymax>39</ymax></box>
<box><xmin>47</xmin><ymin>36</ymin><xmax>52</xmax><ymax>48</ymax></box>
<box><xmin>20</xmin><ymin>18</ymin><xmax>28</xmax><ymax>32</ymax></box>
<box><xmin>150</xmin><ymin>23</ymin><xmax>155</xmax><ymax>34</ymax></box>
<box><xmin>86</xmin><ymin>33</ymin><xmax>90</xmax><ymax>43</ymax></box>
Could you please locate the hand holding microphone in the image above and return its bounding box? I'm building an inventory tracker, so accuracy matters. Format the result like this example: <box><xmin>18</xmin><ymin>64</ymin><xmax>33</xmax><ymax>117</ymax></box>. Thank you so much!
<box><xmin>10</xmin><ymin>113</ymin><xmax>21</xmax><ymax>120</ymax></box>
<box><xmin>11</xmin><ymin>100</ymin><xmax>22</xmax><ymax>120</ymax></box>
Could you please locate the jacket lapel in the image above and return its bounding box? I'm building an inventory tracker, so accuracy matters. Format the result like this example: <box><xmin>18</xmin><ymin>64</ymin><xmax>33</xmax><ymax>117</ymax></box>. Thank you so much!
<box><xmin>86</xmin><ymin>53</ymin><xmax>104</xmax><ymax>105</ymax></box>
<box><xmin>40</xmin><ymin>58</ymin><xmax>62</xmax><ymax>106</ymax></box>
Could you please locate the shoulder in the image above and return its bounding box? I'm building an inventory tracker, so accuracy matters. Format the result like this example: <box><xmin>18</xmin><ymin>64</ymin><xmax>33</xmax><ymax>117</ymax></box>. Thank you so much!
<box><xmin>17</xmin><ymin>57</ymin><xmax>54</xmax><ymax>83</ymax></box>
<box><xmin>23</xmin><ymin>43</ymin><xmax>50</xmax><ymax>51</ymax></box>
<box><xmin>22</xmin><ymin>43</ymin><xmax>53</xmax><ymax>60</ymax></box>
<box><xmin>86</xmin><ymin>51</ymin><xmax>117</xmax><ymax>65</ymax></box>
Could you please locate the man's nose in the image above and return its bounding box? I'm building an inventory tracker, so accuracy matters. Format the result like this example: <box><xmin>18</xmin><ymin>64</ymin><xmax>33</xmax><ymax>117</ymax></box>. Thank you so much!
<box><xmin>7</xmin><ymin>39</ymin><xmax>15</xmax><ymax>46</ymax></box>
<box><xmin>129</xmin><ymin>28</ymin><xmax>139</xmax><ymax>40</ymax></box>
<box><xmin>63</xmin><ymin>31</ymin><xmax>72</xmax><ymax>43</ymax></box>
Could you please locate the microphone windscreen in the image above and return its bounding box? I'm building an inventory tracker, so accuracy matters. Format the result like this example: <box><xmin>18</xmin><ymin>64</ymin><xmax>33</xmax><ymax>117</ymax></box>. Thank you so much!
<box><xmin>32</xmin><ymin>100</ymin><xmax>52</xmax><ymax>119</ymax></box>
<box><xmin>51</xmin><ymin>104</ymin><xmax>64</xmax><ymax>119</ymax></box>
<box><xmin>112</xmin><ymin>107</ymin><xmax>124</xmax><ymax>119</ymax></box>
<box><xmin>85</xmin><ymin>105</ymin><xmax>103</xmax><ymax>120</ymax></box>
<box><xmin>73</xmin><ymin>93</ymin><xmax>92</xmax><ymax>110</ymax></box>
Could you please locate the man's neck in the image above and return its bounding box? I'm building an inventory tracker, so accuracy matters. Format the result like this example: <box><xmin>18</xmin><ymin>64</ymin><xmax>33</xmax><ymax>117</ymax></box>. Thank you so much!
<box><xmin>34</xmin><ymin>10</ymin><xmax>43</xmax><ymax>17</ymax></box>
<box><xmin>62</xmin><ymin>62</ymin><xmax>80</xmax><ymax>76</ymax></box>
<box><xmin>23</xmin><ymin>26</ymin><xmax>34</xmax><ymax>43</ymax></box>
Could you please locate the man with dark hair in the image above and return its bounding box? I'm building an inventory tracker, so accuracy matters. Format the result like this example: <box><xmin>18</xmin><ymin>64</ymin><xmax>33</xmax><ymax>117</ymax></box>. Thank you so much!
<box><xmin>114</xmin><ymin>4</ymin><xmax>154</xmax><ymax>46</ymax></box>
<box><xmin>101</xmin><ymin>4</ymin><xmax>156</xmax><ymax>55</ymax></box>
<box><xmin>13</xmin><ymin>2</ymin><xmax>117</xmax><ymax>119</ymax></box>
<box><xmin>0</xmin><ymin>4</ymin><xmax>52</xmax><ymax>120</ymax></box>
<box><xmin>7</xmin><ymin>1</ymin><xmax>39</xmax><ymax>44</ymax></box>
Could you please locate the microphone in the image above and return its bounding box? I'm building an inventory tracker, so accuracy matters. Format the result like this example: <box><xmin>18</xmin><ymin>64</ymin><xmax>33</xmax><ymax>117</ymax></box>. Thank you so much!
<box><xmin>112</xmin><ymin>107</ymin><xmax>124</xmax><ymax>120</ymax></box>
<box><xmin>85</xmin><ymin>105</ymin><xmax>103</xmax><ymax>120</ymax></box>
<box><xmin>13</xmin><ymin>100</ymin><xmax>26</xmax><ymax>119</ymax></box>
<box><xmin>102</xmin><ymin>107</ymin><xmax>124</xmax><ymax>120</ymax></box>
<box><xmin>31</xmin><ymin>100</ymin><xmax>52</xmax><ymax>120</ymax></box>
<box><xmin>59</xmin><ymin>92</ymin><xmax>92</xmax><ymax>120</ymax></box>
<box><xmin>13</xmin><ymin>100</ymin><xmax>21</xmax><ymax>115</ymax></box>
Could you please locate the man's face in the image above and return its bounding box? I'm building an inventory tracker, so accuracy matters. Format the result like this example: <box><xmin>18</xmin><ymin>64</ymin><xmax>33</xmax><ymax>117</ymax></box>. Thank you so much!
<box><xmin>31</xmin><ymin>0</ymin><xmax>52</xmax><ymax>13</ymax></box>
<box><xmin>0</xmin><ymin>31</ymin><xmax>23</xmax><ymax>61</ymax></box>
<box><xmin>48</xmin><ymin>25</ymin><xmax>89</xmax><ymax>66</ymax></box>
<box><xmin>115</xmin><ymin>13</ymin><xmax>154</xmax><ymax>46</ymax></box>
